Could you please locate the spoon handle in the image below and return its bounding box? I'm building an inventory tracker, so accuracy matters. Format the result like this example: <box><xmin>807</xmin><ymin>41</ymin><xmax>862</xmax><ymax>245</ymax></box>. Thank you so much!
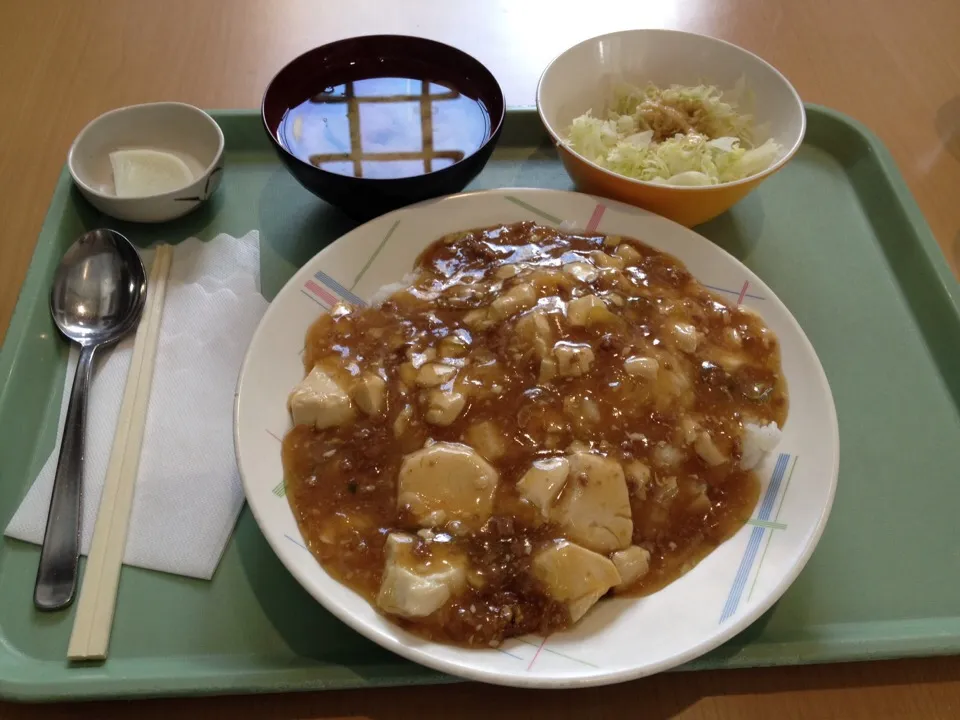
<box><xmin>34</xmin><ymin>344</ymin><xmax>97</xmax><ymax>611</ymax></box>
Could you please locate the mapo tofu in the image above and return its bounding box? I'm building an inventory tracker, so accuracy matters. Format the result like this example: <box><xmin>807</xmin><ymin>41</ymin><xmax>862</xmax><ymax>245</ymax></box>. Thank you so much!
<box><xmin>282</xmin><ymin>222</ymin><xmax>787</xmax><ymax>647</ymax></box>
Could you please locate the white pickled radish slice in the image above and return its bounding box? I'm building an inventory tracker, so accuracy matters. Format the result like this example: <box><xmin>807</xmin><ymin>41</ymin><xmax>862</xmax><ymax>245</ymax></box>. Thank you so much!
<box><xmin>109</xmin><ymin>149</ymin><xmax>194</xmax><ymax>198</ymax></box>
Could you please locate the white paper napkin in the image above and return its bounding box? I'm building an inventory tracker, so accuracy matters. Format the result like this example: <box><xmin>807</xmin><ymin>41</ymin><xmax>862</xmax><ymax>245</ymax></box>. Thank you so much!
<box><xmin>5</xmin><ymin>231</ymin><xmax>268</xmax><ymax>579</ymax></box>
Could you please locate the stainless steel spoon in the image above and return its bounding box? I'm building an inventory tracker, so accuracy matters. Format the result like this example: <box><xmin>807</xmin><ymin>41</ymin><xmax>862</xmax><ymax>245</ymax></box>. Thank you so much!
<box><xmin>35</xmin><ymin>230</ymin><xmax>147</xmax><ymax>611</ymax></box>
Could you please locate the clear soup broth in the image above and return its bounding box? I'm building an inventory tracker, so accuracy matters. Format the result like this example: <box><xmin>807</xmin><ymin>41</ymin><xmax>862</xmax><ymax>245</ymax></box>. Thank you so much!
<box><xmin>278</xmin><ymin>77</ymin><xmax>491</xmax><ymax>179</ymax></box>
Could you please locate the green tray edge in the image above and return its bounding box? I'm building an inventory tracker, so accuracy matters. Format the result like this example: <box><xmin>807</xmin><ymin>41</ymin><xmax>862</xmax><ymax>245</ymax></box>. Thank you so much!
<box><xmin>0</xmin><ymin>105</ymin><xmax>958</xmax><ymax>702</ymax></box>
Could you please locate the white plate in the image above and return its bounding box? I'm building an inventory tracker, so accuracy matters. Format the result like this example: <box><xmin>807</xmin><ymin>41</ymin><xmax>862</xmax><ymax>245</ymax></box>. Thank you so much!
<box><xmin>235</xmin><ymin>188</ymin><xmax>839</xmax><ymax>688</ymax></box>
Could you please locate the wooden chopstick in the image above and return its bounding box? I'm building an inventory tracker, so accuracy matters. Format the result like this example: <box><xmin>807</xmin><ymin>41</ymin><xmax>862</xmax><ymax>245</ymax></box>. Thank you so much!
<box><xmin>67</xmin><ymin>244</ymin><xmax>174</xmax><ymax>661</ymax></box>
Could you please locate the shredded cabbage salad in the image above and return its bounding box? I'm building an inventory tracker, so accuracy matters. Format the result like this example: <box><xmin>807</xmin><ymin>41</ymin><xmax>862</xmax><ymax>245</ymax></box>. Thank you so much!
<box><xmin>565</xmin><ymin>82</ymin><xmax>782</xmax><ymax>186</ymax></box>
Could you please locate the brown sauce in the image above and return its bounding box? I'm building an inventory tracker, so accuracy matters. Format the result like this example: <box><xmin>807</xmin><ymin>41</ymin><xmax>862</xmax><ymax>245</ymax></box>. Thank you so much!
<box><xmin>282</xmin><ymin>222</ymin><xmax>787</xmax><ymax>647</ymax></box>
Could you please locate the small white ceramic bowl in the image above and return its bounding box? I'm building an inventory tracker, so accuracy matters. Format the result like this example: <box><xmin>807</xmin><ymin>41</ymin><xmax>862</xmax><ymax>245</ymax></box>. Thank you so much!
<box><xmin>67</xmin><ymin>102</ymin><xmax>224</xmax><ymax>223</ymax></box>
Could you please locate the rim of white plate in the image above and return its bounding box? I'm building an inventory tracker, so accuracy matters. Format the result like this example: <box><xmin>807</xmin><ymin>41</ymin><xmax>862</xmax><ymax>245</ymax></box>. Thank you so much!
<box><xmin>234</xmin><ymin>188</ymin><xmax>839</xmax><ymax>688</ymax></box>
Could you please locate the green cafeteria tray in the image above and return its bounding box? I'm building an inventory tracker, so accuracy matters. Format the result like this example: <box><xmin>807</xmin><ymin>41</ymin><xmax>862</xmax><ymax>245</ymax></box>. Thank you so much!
<box><xmin>0</xmin><ymin>107</ymin><xmax>958</xmax><ymax>701</ymax></box>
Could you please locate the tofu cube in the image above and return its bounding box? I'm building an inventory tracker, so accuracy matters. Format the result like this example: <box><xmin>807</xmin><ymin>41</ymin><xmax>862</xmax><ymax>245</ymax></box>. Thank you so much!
<box><xmin>424</xmin><ymin>388</ymin><xmax>466</xmax><ymax>426</ymax></box>
<box><xmin>376</xmin><ymin>533</ymin><xmax>466</xmax><ymax>618</ymax></box>
<box><xmin>531</xmin><ymin>540</ymin><xmax>621</xmax><ymax>623</ymax></box>
<box><xmin>288</xmin><ymin>365</ymin><xmax>354</xmax><ymax>429</ymax></box>
<box><xmin>551</xmin><ymin>452</ymin><xmax>633</xmax><ymax>553</ymax></box>
<box><xmin>516</xmin><ymin>457</ymin><xmax>570</xmax><ymax>518</ymax></box>
<box><xmin>489</xmin><ymin>283</ymin><xmax>537</xmax><ymax>321</ymax></box>
<box><xmin>553</xmin><ymin>342</ymin><xmax>595</xmax><ymax>377</ymax></box>
<box><xmin>567</xmin><ymin>295</ymin><xmax>613</xmax><ymax>327</ymax></box>
<box><xmin>397</xmin><ymin>442</ymin><xmax>499</xmax><ymax>529</ymax></box>
<box><xmin>624</xmin><ymin>355</ymin><xmax>659</xmax><ymax>379</ymax></box>
<box><xmin>352</xmin><ymin>373</ymin><xmax>386</xmax><ymax>416</ymax></box>
<box><xmin>611</xmin><ymin>546</ymin><xmax>652</xmax><ymax>591</ymax></box>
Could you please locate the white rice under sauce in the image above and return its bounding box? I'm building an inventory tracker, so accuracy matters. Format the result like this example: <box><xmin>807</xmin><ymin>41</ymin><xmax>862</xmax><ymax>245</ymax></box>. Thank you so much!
<box><xmin>740</xmin><ymin>422</ymin><xmax>782</xmax><ymax>470</ymax></box>
<box><xmin>367</xmin><ymin>271</ymin><xmax>423</xmax><ymax>307</ymax></box>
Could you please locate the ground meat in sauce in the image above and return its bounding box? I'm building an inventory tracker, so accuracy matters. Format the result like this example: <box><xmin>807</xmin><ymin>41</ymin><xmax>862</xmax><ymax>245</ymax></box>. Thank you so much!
<box><xmin>282</xmin><ymin>221</ymin><xmax>787</xmax><ymax>647</ymax></box>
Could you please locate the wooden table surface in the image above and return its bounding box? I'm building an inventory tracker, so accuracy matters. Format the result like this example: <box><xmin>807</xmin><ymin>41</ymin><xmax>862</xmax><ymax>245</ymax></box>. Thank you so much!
<box><xmin>1</xmin><ymin>0</ymin><xmax>958</xmax><ymax>717</ymax></box>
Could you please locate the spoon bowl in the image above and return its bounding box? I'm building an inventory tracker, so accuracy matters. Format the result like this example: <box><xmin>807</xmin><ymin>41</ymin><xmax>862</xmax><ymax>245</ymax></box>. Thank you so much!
<box><xmin>35</xmin><ymin>229</ymin><xmax>146</xmax><ymax>610</ymax></box>
<box><xmin>51</xmin><ymin>230</ymin><xmax>147</xmax><ymax>346</ymax></box>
